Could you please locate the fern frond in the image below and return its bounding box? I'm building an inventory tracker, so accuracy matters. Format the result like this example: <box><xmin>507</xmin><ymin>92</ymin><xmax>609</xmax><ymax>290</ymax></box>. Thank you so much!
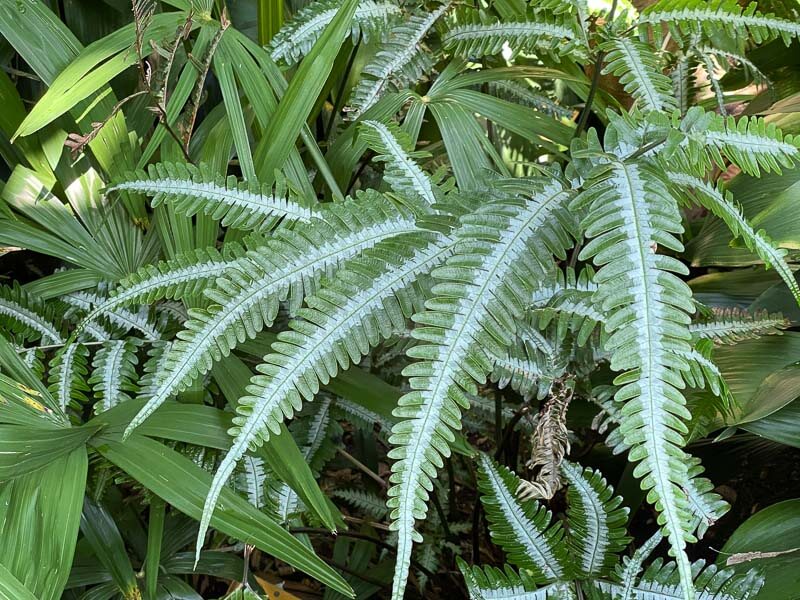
<box><xmin>110</xmin><ymin>162</ymin><xmax>316</xmax><ymax>231</ymax></box>
<box><xmin>689</xmin><ymin>307</ymin><xmax>788</xmax><ymax>345</ymax></box>
<box><xmin>443</xmin><ymin>15</ymin><xmax>582</xmax><ymax>60</ymax></box>
<box><xmin>600</xmin><ymin>37</ymin><xmax>677</xmax><ymax>114</ymax></box>
<box><xmin>347</xmin><ymin>4</ymin><xmax>450</xmax><ymax>119</ymax></box>
<box><xmin>573</xmin><ymin>159</ymin><xmax>697</xmax><ymax>594</ymax></box>
<box><xmin>615</xmin><ymin>531</ymin><xmax>664</xmax><ymax>600</ymax></box>
<box><xmin>639</xmin><ymin>0</ymin><xmax>800</xmax><ymax>46</ymax></box>
<box><xmin>238</xmin><ymin>455</ymin><xmax>267</xmax><ymax>510</ymax></box>
<box><xmin>489</xmin><ymin>334</ymin><xmax>554</xmax><ymax>401</ymax></box>
<box><xmin>0</xmin><ymin>284</ymin><xmax>64</xmax><ymax>344</ymax></box>
<box><xmin>476</xmin><ymin>454</ymin><xmax>568</xmax><ymax>583</ymax></box>
<box><xmin>333</xmin><ymin>489</ymin><xmax>389</xmax><ymax>520</ymax></box>
<box><xmin>48</xmin><ymin>343</ymin><xmax>90</xmax><ymax>411</ymax></box>
<box><xmin>561</xmin><ymin>461</ymin><xmax>630</xmax><ymax>578</ymax></box>
<box><xmin>89</xmin><ymin>339</ymin><xmax>140</xmax><ymax>413</ymax></box>
<box><xmin>456</xmin><ymin>559</ymin><xmax>552</xmax><ymax>600</ymax></box>
<box><xmin>65</xmin><ymin>291</ymin><xmax>160</xmax><ymax>341</ymax></box>
<box><xmin>359</xmin><ymin>120</ymin><xmax>437</xmax><ymax>205</ymax></box>
<box><xmin>388</xmin><ymin>181</ymin><xmax>577</xmax><ymax>599</ymax></box>
<box><xmin>197</xmin><ymin>230</ymin><xmax>456</xmax><ymax>563</ymax></box>
<box><xmin>269</xmin><ymin>0</ymin><xmax>400</xmax><ymax>65</ymax></box>
<box><xmin>488</xmin><ymin>81</ymin><xmax>573</xmax><ymax>120</ymax></box>
<box><xmin>529</xmin><ymin>267</ymin><xmax>602</xmax><ymax>346</ymax></box>
<box><xmin>668</xmin><ymin>171</ymin><xmax>800</xmax><ymax>303</ymax></box>
<box><xmin>123</xmin><ymin>197</ymin><xmax>418</xmax><ymax>436</ymax></box>
<box><xmin>675</xmin><ymin>342</ymin><xmax>733</xmax><ymax>409</ymax></box>
<box><xmin>135</xmin><ymin>341</ymin><xmax>172</xmax><ymax>402</ymax></box>
<box><xmin>333</xmin><ymin>397</ymin><xmax>395</xmax><ymax>440</ymax></box>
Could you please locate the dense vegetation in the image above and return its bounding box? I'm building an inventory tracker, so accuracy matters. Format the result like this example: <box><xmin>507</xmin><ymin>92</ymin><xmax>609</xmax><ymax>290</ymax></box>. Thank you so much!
<box><xmin>1</xmin><ymin>0</ymin><xmax>800</xmax><ymax>598</ymax></box>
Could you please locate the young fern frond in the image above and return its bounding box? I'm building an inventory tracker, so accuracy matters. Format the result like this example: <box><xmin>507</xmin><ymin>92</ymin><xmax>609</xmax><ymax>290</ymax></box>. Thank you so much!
<box><xmin>638</xmin><ymin>0</ymin><xmax>800</xmax><ymax>46</ymax></box>
<box><xmin>573</xmin><ymin>159</ymin><xmax>697</xmax><ymax>595</ymax></box>
<box><xmin>476</xmin><ymin>454</ymin><xmax>568</xmax><ymax>583</ymax></box>
<box><xmin>47</xmin><ymin>343</ymin><xmax>90</xmax><ymax>411</ymax></box>
<box><xmin>669</xmin><ymin>171</ymin><xmax>800</xmax><ymax>303</ymax></box>
<box><xmin>561</xmin><ymin>461</ymin><xmax>630</xmax><ymax>578</ymax></box>
<box><xmin>197</xmin><ymin>230</ymin><xmax>456</xmax><ymax>564</ymax></box>
<box><xmin>0</xmin><ymin>284</ymin><xmax>64</xmax><ymax>345</ymax></box>
<box><xmin>389</xmin><ymin>182</ymin><xmax>577</xmax><ymax>599</ymax></box>
<box><xmin>689</xmin><ymin>307</ymin><xmax>788</xmax><ymax>345</ymax></box>
<box><xmin>600</xmin><ymin>37</ymin><xmax>677</xmax><ymax>114</ymax></box>
<box><xmin>110</xmin><ymin>162</ymin><xmax>316</xmax><ymax>231</ymax></box>
<box><xmin>269</xmin><ymin>0</ymin><xmax>400</xmax><ymax>65</ymax></box>
<box><xmin>359</xmin><ymin>120</ymin><xmax>438</xmax><ymax>206</ymax></box>
<box><xmin>443</xmin><ymin>15</ymin><xmax>583</xmax><ymax>60</ymax></box>
<box><xmin>347</xmin><ymin>4</ymin><xmax>450</xmax><ymax>120</ymax></box>
<box><xmin>123</xmin><ymin>197</ymin><xmax>419</xmax><ymax>437</ymax></box>
<box><xmin>89</xmin><ymin>339</ymin><xmax>140</xmax><ymax>413</ymax></box>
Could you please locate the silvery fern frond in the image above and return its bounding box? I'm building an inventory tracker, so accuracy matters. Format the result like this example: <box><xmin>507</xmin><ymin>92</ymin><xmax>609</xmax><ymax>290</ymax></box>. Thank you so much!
<box><xmin>89</xmin><ymin>339</ymin><xmax>140</xmax><ymax>413</ymax></box>
<box><xmin>0</xmin><ymin>284</ymin><xmax>64</xmax><ymax>345</ymax></box>
<box><xmin>689</xmin><ymin>307</ymin><xmax>788</xmax><ymax>345</ymax></box>
<box><xmin>197</xmin><ymin>230</ymin><xmax>456</xmax><ymax>563</ymax></box>
<box><xmin>123</xmin><ymin>196</ymin><xmax>419</xmax><ymax>437</ymax></box>
<box><xmin>388</xmin><ymin>181</ymin><xmax>577</xmax><ymax>599</ymax></box>
<box><xmin>456</xmin><ymin>559</ymin><xmax>555</xmax><ymax>600</ymax></box>
<box><xmin>332</xmin><ymin>489</ymin><xmax>389</xmax><ymax>519</ymax></box>
<box><xmin>269</xmin><ymin>0</ymin><xmax>401</xmax><ymax>65</ymax></box>
<box><xmin>572</xmin><ymin>158</ymin><xmax>697</xmax><ymax>594</ymax></box>
<box><xmin>64</xmin><ymin>291</ymin><xmax>160</xmax><ymax>341</ymax></box>
<box><xmin>347</xmin><ymin>4</ymin><xmax>450</xmax><ymax>120</ymax></box>
<box><xmin>110</xmin><ymin>162</ymin><xmax>316</xmax><ymax>232</ymax></box>
<box><xmin>48</xmin><ymin>342</ymin><xmax>90</xmax><ymax>411</ymax></box>
<box><xmin>529</xmin><ymin>266</ymin><xmax>602</xmax><ymax>346</ymax></box>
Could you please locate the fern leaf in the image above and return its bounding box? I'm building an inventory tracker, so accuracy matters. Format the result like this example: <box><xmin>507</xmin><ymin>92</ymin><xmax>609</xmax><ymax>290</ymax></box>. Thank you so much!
<box><xmin>488</xmin><ymin>81</ymin><xmax>573</xmax><ymax>120</ymax></box>
<box><xmin>615</xmin><ymin>531</ymin><xmax>664</xmax><ymax>600</ymax></box>
<box><xmin>669</xmin><ymin>171</ymin><xmax>800</xmax><ymax>303</ymax></box>
<box><xmin>239</xmin><ymin>455</ymin><xmax>267</xmax><ymax>510</ymax></box>
<box><xmin>529</xmin><ymin>267</ymin><xmax>602</xmax><ymax>346</ymax></box>
<box><xmin>110</xmin><ymin>162</ymin><xmax>316</xmax><ymax>231</ymax></box>
<box><xmin>123</xmin><ymin>197</ymin><xmax>418</xmax><ymax>436</ymax></box>
<box><xmin>639</xmin><ymin>0</ymin><xmax>800</xmax><ymax>46</ymax></box>
<box><xmin>600</xmin><ymin>37</ymin><xmax>677</xmax><ymax>114</ymax></box>
<box><xmin>0</xmin><ymin>284</ymin><xmax>64</xmax><ymax>345</ymax></box>
<box><xmin>89</xmin><ymin>339</ymin><xmax>140</xmax><ymax>413</ymax></box>
<box><xmin>674</xmin><ymin>342</ymin><xmax>734</xmax><ymax>410</ymax></box>
<box><xmin>573</xmin><ymin>159</ymin><xmax>697</xmax><ymax>595</ymax></box>
<box><xmin>65</xmin><ymin>291</ymin><xmax>160</xmax><ymax>341</ymax></box>
<box><xmin>196</xmin><ymin>230</ymin><xmax>456</xmax><ymax>563</ymax></box>
<box><xmin>561</xmin><ymin>461</ymin><xmax>630</xmax><ymax>578</ymax></box>
<box><xmin>333</xmin><ymin>489</ymin><xmax>388</xmax><ymax>519</ymax></box>
<box><xmin>388</xmin><ymin>182</ymin><xmax>577</xmax><ymax>599</ymax></box>
<box><xmin>456</xmin><ymin>559</ymin><xmax>553</xmax><ymax>600</ymax></box>
<box><xmin>476</xmin><ymin>454</ymin><xmax>568</xmax><ymax>583</ymax></box>
<box><xmin>359</xmin><ymin>120</ymin><xmax>437</xmax><ymax>205</ymax></box>
<box><xmin>443</xmin><ymin>16</ymin><xmax>582</xmax><ymax>60</ymax></box>
<box><xmin>48</xmin><ymin>343</ymin><xmax>90</xmax><ymax>411</ymax></box>
<box><xmin>269</xmin><ymin>0</ymin><xmax>400</xmax><ymax>65</ymax></box>
<box><xmin>689</xmin><ymin>307</ymin><xmax>788</xmax><ymax>345</ymax></box>
<box><xmin>347</xmin><ymin>4</ymin><xmax>450</xmax><ymax>119</ymax></box>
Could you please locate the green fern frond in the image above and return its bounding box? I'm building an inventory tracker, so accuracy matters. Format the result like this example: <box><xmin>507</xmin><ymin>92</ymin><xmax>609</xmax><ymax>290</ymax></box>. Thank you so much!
<box><xmin>110</xmin><ymin>162</ymin><xmax>316</xmax><ymax>231</ymax></box>
<box><xmin>689</xmin><ymin>307</ymin><xmax>788</xmax><ymax>345</ymax></box>
<box><xmin>456</xmin><ymin>559</ymin><xmax>551</xmax><ymax>600</ymax></box>
<box><xmin>333</xmin><ymin>397</ymin><xmax>395</xmax><ymax>440</ymax></box>
<box><xmin>135</xmin><ymin>341</ymin><xmax>172</xmax><ymax>402</ymax></box>
<box><xmin>197</xmin><ymin>230</ymin><xmax>456</xmax><ymax>563</ymax></box>
<box><xmin>476</xmin><ymin>454</ymin><xmax>568</xmax><ymax>583</ymax></box>
<box><xmin>333</xmin><ymin>489</ymin><xmax>389</xmax><ymax>520</ymax></box>
<box><xmin>0</xmin><ymin>284</ymin><xmax>64</xmax><ymax>345</ymax></box>
<box><xmin>269</xmin><ymin>0</ymin><xmax>400</xmax><ymax>65</ymax></box>
<box><xmin>561</xmin><ymin>461</ymin><xmax>630</xmax><ymax>578</ymax></box>
<box><xmin>89</xmin><ymin>339</ymin><xmax>140</xmax><ymax>413</ymax></box>
<box><xmin>614</xmin><ymin>531</ymin><xmax>664</xmax><ymax>600</ymax></box>
<box><xmin>359</xmin><ymin>120</ymin><xmax>438</xmax><ymax>205</ymax></box>
<box><xmin>675</xmin><ymin>341</ymin><xmax>734</xmax><ymax>409</ymax></box>
<box><xmin>237</xmin><ymin>455</ymin><xmax>267</xmax><ymax>510</ymax></box>
<box><xmin>443</xmin><ymin>15</ymin><xmax>583</xmax><ymax>60</ymax></box>
<box><xmin>529</xmin><ymin>267</ymin><xmax>602</xmax><ymax>346</ymax></box>
<box><xmin>573</xmin><ymin>159</ymin><xmax>697</xmax><ymax>595</ymax></box>
<box><xmin>123</xmin><ymin>197</ymin><xmax>419</xmax><ymax>437</ymax></box>
<box><xmin>600</xmin><ymin>37</ymin><xmax>677</xmax><ymax>114</ymax></box>
<box><xmin>388</xmin><ymin>181</ymin><xmax>577</xmax><ymax>599</ymax></box>
<box><xmin>489</xmin><ymin>332</ymin><xmax>555</xmax><ymax>401</ymax></box>
<box><xmin>65</xmin><ymin>291</ymin><xmax>160</xmax><ymax>341</ymax></box>
<box><xmin>347</xmin><ymin>4</ymin><xmax>450</xmax><ymax>119</ymax></box>
<box><xmin>48</xmin><ymin>343</ymin><xmax>90</xmax><ymax>411</ymax></box>
<box><xmin>668</xmin><ymin>171</ymin><xmax>800</xmax><ymax>303</ymax></box>
<box><xmin>639</xmin><ymin>0</ymin><xmax>800</xmax><ymax>46</ymax></box>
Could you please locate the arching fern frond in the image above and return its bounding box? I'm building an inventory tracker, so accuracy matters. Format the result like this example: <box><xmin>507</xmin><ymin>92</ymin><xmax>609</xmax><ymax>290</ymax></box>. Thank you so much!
<box><xmin>48</xmin><ymin>343</ymin><xmax>90</xmax><ymax>411</ymax></box>
<box><xmin>110</xmin><ymin>162</ymin><xmax>316</xmax><ymax>231</ymax></box>
<box><xmin>65</xmin><ymin>291</ymin><xmax>160</xmax><ymax>341</ymax></box>
<box><xmin>347</xmin><ymin>4</ymin><xmax>450</xmax><ymax>120</ymax></box>
<box><xmin>689</xmin><ymin>307</ymin><xmax>788</xmax><ymax>345</ymax></box>
<box><xmin>197</xmin><ymin>230</ymin><xmax>456</xmax><ymax>563</ymax></box>
<box><xmin>269</xmin><ymin>0</ymin><xmax>400</xmax><ymax>65</ymax></box>
<box><xmin>89</xmin><ymin>339</ymin><xmax>140</xmax><ymax>414</ymax></box>
<box><xmin>359</xmin><ymin>120</ymin><xmax>438</xmax><ymax>205</ymax></box>
<box><xmin>668</xmin><ymin>171</ymin><xmax>800</xmax><ymax>303</ymax></box>
<box><xmin>123</xmin><ymin>197</ymin><xmax>419</xmax><ymax>437</ymax></box>
<box><xmin>600</xmin><ymin>37</ymin><xmax>677</xmax><ymax>114</ymax></box>
<box><xmin>0</xmin><ymin>284</ymin><xmax>64</xmax><ymax>345</ymax></box>
<box><xmin>561</xmin><ymin>461</ymin><xmax>630</xmax><ymax>578</ymax></box>
<box><xmin>476</xmin><ymin>454</ymin><xmax>568</xmax><ymax>584</ymax></box>
<box><xmin>456</xmin><ymin>559</ymin><xmax>551</xmax><ymax>600</ymax></box>
<box><xmin>573</xmin><ymin>159</ymin><xmax>697</xmax><ymax>594</ymax></box>
<box><xmin>389</xmin><ymin>181</ymin><xmax>577</xmax><ymax>599</ymax></box>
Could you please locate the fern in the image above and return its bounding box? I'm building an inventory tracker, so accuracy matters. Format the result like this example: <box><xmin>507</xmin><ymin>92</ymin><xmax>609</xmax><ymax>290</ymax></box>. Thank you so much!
<box><xmin>269</xmin><ymin>0</ymin><xmax>400</xmax><ymax>65</ymax></box>
<box><xmin>47</xmin><ymin>343</ymin><xmax>90</xmax><ymax>411</ymax></box>
<box><xmin>689</xmin><ymin>307</ymin><xmax>788</xmax><ymax>345</ymax></box>
<box><xmin>573</xmin><ymin>158</ymin><xmax>697</xmax><ymax>594</ymax></box>
<box><xmin>347</xmin><ymin>4</ymin><xmax>450</xmax><ymax>119</ymax></box>
<box><xmin>333</xmin><ymin>489</ymin><xmax>388</xmax><ymax>520</ymax></box>
<box><xmin>196</xmin><ymin>230</ymin><xmax>456</xmax><ymax>562</ymax></box>
<box><xmin>110</xmin><ymin>162</ymin><xmax>316</xmax><ymax>231</ymax></box>
<box><xmin>65</xmin><ymin>291</ymin><xmax>160</xmax><ymax>341</ymax></box>
<box><xmin>388</xmin><ymin>181</ymin><xmax>577</xmax><ymax>599</ymax></box>
<box><xmin>457</xmin><ymin>560</ymin><xmax>549</xmax><ymax>600</ymax></box>
<box><xmin>0</xmin><ymin>284</ymin><xmax>63</xmax><ymax>345</ymax></box>
<box><xmin>123</xmin><ymin>196</ymin><xmax>419</xmax><ymax>435</ymax></box>
<box><xmin>359</xmin><ymin>120</ymin><xmax>438</xmax><ymax>206</ymax></box>
<box><xmin>88</xmin><ymin>339</ymin><xmax>140</xmax><ymax>413</ymax></box>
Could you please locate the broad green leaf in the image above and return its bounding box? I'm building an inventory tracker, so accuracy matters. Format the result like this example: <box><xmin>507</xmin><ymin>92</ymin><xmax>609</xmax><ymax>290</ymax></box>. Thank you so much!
<box><xmin>0</xmin><ymin>425</ymin><xmax>94</xmax><ymax>479</ymax></box>
<box><xmin>0</xmin><ymin>564</ymin><xmax>37</xmax><ymax>600</ymax></box>
<box><xmin>743</xmin><ymin>398</ymin><xmax>800</xmax><ymax>447</ymax></box>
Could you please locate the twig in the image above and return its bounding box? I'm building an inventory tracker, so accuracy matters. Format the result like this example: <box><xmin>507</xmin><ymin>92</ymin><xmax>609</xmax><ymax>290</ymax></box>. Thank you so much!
<box><xmin>337</xmin><ymin>447</ymin><xmax>387</xmax><ymax>489</ymax></box>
